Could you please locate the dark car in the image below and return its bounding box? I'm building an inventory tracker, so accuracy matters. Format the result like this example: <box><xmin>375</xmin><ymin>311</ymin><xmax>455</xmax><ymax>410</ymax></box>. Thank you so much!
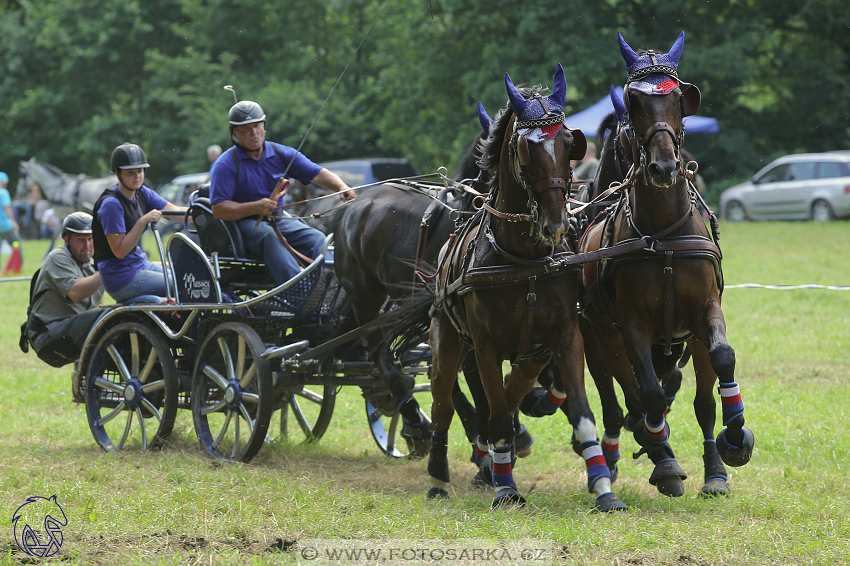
<box><xmin>318</xmin><ymin>158</ymin><xmax>420</xmax><ymax>189</ymax></box>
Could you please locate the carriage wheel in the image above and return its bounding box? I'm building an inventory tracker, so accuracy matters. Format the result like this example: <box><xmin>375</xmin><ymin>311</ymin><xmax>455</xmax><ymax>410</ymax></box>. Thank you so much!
<box><xmin>278</xmin><ymin>385</ymin><xmax>336</xmax><ymax>443</ymax></box>
<box><xmin>85</xmin><ymin>321</ymin><xmax>178</xmax><ymax>452</ymax></box>
<box><xmin>192</xmin><ymin>322</ymin><xmax>273</xmax><ymax>463</ymax></box>
<box><xmin>366</xmin><ymin>383</ymin><xmax>432</xmax><ymax>458</ymax></box>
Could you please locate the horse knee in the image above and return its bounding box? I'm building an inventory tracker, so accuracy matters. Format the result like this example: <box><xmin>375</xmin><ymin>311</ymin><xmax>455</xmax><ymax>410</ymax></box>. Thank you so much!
<box><xmin>709</xmin><ymin>343</ymin><xmax>736</xmax><ymax>382</ymax></box>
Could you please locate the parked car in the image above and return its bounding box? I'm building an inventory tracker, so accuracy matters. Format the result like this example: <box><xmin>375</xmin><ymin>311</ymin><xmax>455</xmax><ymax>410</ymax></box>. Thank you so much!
<box><xmin>719</xmin><ymin>152</ymin><xmax>850</xmax><ymax>222</ymax></box>
<box><xmin>157</xmin><ymin>172</ymin><xmax>209</xmax><ymax>207</ymax></box>
<box><xmin>155</xmin><ymin>172</ymin><xmax>208</xmax><ymax>232</ymax></box>
<box><xmin>319</xmin><ymin>158</ymin><xmax>420</xmax><ymax>188</ymax></box>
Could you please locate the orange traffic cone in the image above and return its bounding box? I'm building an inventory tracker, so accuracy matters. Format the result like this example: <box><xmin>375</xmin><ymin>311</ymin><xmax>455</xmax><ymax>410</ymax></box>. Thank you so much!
<box><xmin>3</xmin><ymin>241</ymin><xmax>22</xmax><ymax>275</ymax></box>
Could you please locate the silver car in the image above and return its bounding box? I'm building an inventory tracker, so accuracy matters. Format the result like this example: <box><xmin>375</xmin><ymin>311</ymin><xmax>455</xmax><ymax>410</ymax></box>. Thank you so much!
<box><xmin>719</xmin><ymin>152</ymin><xmax>850</xmax><ymax>222</ymax></box>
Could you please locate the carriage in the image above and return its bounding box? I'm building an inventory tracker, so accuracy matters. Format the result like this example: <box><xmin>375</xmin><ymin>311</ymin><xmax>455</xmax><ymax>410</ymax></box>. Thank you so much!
<box><xmin>71</xmin><ymin>188</ymin><xmax>435</xmax><ymax>463</ymax></box>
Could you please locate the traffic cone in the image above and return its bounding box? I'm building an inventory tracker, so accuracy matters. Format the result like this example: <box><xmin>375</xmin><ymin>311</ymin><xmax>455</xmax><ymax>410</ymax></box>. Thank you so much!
<box><xmin>3</xmin><ymin>241</ymin><xmax>22</xmax><ymax>275</ymax></box>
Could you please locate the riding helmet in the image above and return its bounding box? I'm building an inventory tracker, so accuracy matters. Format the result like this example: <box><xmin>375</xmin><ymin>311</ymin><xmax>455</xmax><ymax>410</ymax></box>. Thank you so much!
<box><xmin>110</xmin><ymin>143</ymin><xmax>150</xmax><ymax>172</ymax></box>
<box><xmin>62</xmin><ymin>211</ymin><xmax>93</xmax><ymax>237</ymax></box>
<box><xmin>228</xmin><ymin>101</ymin><xmax>266</xmax><ymax>126</ymax></box>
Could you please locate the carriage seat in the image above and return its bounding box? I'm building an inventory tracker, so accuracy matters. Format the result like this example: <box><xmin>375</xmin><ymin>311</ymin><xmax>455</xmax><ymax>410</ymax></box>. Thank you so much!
<box><xmin>189</xmin><ymin>185</ymin><xmax>258</xmax><ymax>260</ymax></box>
<box><xmin>188</xmin><ymin>185</ymin><xmax>273</xmax><ymax>290</ymax></box>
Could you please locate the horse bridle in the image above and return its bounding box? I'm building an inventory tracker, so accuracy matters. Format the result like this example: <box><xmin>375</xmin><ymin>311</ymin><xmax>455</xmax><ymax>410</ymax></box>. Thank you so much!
<box><xmin>621</xmin><ymin>87</ymin><xmax>686</xmax><ymax>178</ymax></box>
<box><xmin>483</xmin><ymin>101</ymin><xmax>574</xmax><ymax>232</ymax></box>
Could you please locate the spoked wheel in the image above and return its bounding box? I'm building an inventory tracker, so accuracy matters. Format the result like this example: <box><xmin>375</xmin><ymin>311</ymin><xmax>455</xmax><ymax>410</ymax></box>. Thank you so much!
<box><xmin>192</xmin><ymin>322</ymin><xmax>273</xmax><ymax>463</ymax></box>
<box><xmin>366</xmin><ymin>383</ymin><xmax>432</xmax><ymax>458</ymax></box>
<box><xmin>278</xmin><ymin>385</ymin><xmax>336</xmax><ymax>443</ymax></box>
<box><xmin>85</xmin><ymin>321</ymin><xmax>178</xmax><ymax>452</ymax></box>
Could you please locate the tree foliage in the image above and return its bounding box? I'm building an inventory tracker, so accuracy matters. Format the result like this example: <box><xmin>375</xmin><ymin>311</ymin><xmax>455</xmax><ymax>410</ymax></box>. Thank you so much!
<box><xmin>1</xmin><ymin>0</ymin><xmax>848</xmax><ymax>202</ymax></box>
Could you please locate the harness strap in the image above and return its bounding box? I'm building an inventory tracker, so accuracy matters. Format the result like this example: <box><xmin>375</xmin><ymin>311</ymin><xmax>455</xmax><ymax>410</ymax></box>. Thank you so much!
<box><xmin>516</xmin><ymin>276</ymin><xmax>537</xmax><ymax>361</ymax></box>
<box><xmin>663</xmin><ymin>250</ymin><xmax>674</xmax><ymax>355</ymax></box>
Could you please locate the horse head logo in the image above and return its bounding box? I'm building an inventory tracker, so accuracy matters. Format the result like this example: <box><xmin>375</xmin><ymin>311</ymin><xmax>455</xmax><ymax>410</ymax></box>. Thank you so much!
<box><xmin>12</xmin><ymin>495</ymin><xmax>68</xmax><ymax>558</ymax></box>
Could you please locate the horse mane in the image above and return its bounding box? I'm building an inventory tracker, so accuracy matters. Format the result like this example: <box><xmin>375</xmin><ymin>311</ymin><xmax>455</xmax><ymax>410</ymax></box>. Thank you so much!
<box><xmin>476</xmin><ymin>85</ymin><xmax>544</xmax><ymax>193</ymax></box>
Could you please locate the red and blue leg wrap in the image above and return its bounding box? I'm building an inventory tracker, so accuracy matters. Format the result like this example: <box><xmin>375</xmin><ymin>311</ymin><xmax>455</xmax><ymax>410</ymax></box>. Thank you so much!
<box><xmin>581</xmin><ymin>440</ymin><xmax>612</xmax><ymax>492</ymax></box>
<box><xmin>719</xmin><ymin>382</ymin><xmax>744</xmax><ymax>426</ymax></box>
<box><xmin>644</xmin><ymin>416</ymin><xmax>669</xmax><ymax>446</ymax></box>
<box><xmin>601</xmin><ymin>432</ymin><xmax>620</xmax><ymax>463</ymax></box>
<box><xmin>491</xmin><ymin>445</ymin><xmax>519</xmax><ymax>496</ymax></box>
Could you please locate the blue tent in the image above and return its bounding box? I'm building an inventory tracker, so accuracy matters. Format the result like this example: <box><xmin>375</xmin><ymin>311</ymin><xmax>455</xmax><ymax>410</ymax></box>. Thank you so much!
<box><xmin>565</xmin><ymin>86</ymin><xmax>719</xmax><ymax>136</ymax></box>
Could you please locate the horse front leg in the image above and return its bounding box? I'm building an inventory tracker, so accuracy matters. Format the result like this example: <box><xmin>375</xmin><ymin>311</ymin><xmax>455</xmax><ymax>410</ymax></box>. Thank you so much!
<box><xmin>688</xmin><ymin>338</ymin><xmax>731</xmax><ymax>496</ymax></box>
<box><xmin>694</xmin><ymin>298</ymin><xmax>754</xmax><ymax>468</ymax></box>
<box><xmin>472</xmin><ymin>342</ymin><xmax>525</xmax><ymax>508</ymax></box>
<box><xmin>552</xmin><ymin>321</ymin><xmax>627</xmax><ymax>512</ymax></box>
<box><xmin>620</xmin><ymin>320</ymin><xmax>688</xmax><ymax>497</ymax></box>
<box><xmin>580</xmin><ymin>317</ymin><xmax>626</xmax><ymax>480</ymax></box>
<box><xmin>425</xmin><ymin>312</ymin><xmax>463</xmax><ymax>500</ymax></box>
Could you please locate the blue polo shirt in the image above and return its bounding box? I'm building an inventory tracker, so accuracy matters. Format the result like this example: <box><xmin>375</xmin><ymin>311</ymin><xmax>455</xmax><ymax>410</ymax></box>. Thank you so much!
<box><xmin>95</xmin><ymin>185</ymin><xmax>168</xmax><ymax>293</ymax></box>
<box><xmin>209</xmin><ymin>142</ymin><xmax>322</xmax><ymax>206</ymax></box>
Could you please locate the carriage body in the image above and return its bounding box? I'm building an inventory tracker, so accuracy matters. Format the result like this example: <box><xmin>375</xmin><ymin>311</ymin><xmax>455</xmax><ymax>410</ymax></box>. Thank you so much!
<box><xmin>74</xmin><ymin>195</ymin><xmax>431</xmax><ymax>462</ymax></box>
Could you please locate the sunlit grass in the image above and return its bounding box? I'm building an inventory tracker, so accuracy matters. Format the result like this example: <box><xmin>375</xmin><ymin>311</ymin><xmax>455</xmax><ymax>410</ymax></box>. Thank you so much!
<box><xmin>1</xmin><ymin>222</ymin><xmax>848</xmax><ymax>565</ymax></box>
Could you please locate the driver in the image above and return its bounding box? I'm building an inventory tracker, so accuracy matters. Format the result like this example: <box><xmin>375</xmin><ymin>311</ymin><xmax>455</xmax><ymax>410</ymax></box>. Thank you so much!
<box><xmin>209</xmin><ymin>100</ymin><xmax>354</xmax><ymax>285</ymax></box>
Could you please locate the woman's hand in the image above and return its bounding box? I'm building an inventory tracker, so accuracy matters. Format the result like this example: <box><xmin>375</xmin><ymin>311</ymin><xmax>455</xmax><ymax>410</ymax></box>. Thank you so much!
<box><xmin>141</xmin><ymin>209</ymin><xmax>163</xmax><ymax>224</ymax></box>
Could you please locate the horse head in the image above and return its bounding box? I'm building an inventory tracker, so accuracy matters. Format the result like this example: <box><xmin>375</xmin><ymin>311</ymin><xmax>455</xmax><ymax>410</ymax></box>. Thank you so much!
<box><xmin>617</xmin><ymin>31</ymin><xmax>701</xmax><ymax>189</ymax></box>
<box><xmin>500</xmin><ymin>64</ymin><xmax>586</xmax><ymax>247</ymax></box>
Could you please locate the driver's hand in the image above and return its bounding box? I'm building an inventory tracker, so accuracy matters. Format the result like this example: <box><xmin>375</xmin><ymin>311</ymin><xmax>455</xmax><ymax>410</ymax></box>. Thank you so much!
<box><xmin>256</xmin><ymin>198</ymin><xmax>278</xmax><ymax>217</ymax></box>
<box><xmin>338</xmin><ymin>189</ymin><xmax>356</xmax><ymax>202</ymax></box>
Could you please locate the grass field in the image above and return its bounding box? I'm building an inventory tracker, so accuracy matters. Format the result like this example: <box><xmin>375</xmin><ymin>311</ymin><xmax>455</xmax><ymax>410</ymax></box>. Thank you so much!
<box><xmin>1</xmin><ymin>222</ymin><xmax>849</xmax><ymax>565</ymax></box>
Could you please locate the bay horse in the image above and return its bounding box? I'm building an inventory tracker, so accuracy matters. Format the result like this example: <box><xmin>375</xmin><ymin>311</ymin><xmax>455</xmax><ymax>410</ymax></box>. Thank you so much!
<box><xmin>394</xmin><ymin>64</ymin><xmax>626</xmax><ymax>512</ymax></box>
<box><xmin>580</xmin><ymin>31</ymin><xmax>754</xmax><ymax>497</ymax></box>
<box><xmin>17</xmin><ymin>157</ymin><xmax>113</xmax><ymax>213</ymax></box>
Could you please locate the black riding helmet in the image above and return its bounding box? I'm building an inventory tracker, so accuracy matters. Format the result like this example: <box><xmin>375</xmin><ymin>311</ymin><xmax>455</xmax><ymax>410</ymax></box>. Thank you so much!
<box><xmin>110</xmin><ymin>142</ymin><xmax>150</xmax><ymax>172</ymax></box>
<box><xmin>228</xmin><ymin>101</ymin><xmax>266</xmax><ymax>127</ymax></box>
<box><xmin>62</xmin><ymin>211</ymin><xmax>93</xmax><ymax>237</ymax></box>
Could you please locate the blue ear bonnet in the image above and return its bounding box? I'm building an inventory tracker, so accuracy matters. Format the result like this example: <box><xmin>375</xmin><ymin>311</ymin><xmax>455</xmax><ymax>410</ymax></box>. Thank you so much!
<box><xmin>504</xmin><ymin>63</ymin><xmax>567</xmax><ymax>123</ymax></box>
<box><xmin>618</xmin><ymin>30</ymin><xmax>684</xmax><ymax>83</ymax></box>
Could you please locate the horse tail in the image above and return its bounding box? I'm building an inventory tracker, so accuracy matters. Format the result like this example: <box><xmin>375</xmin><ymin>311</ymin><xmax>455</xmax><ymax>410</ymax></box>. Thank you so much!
<box><xmin>596</xmin><ymin>111</ymin><xmax>619</xmax><ymax>149</ymax></box>
<box><xmin>380</xmin><ymin>277</ymin><xmax>435</xmax><ymax>361</ymax></box>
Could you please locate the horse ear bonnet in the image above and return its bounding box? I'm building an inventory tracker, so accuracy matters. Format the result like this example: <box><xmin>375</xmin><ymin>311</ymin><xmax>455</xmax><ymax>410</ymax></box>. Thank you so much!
<box><xmin>617</xmin><ymin>30</ymin><xmax>701</xmax><ymax>118</ymax></box>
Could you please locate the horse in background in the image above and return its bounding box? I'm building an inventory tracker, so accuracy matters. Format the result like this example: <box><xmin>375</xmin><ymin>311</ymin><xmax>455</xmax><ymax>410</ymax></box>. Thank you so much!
<box><xmin>328</xmin><ymin>103</ymin><xmax>496</xmax><ymax>456</ymax></box>
<box><xmin>580</xmin><ymin>31</ymin><xmax>753</xmax><ymax>498</ymax></box>
<box><xmin>17</xmin><ymin>158</ymin><xmax>113</xmax><ymax>215</ymax></box>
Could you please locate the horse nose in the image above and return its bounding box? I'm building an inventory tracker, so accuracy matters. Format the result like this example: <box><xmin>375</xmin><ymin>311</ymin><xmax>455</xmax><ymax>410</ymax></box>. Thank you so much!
<box><xmin>648</xmin><ymin>155</ymin><xmax>680</xmax><ymax>186</ymax></box>
<box><xmin>541</xmin><ymin>221</ymin><xmax>566</xmax><ymax>245</ymax></box>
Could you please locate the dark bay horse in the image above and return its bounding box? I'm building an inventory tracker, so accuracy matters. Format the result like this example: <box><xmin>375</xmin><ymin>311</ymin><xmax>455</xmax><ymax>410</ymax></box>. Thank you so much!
<box><xmin>395</xmin><ymin>65</ymin><xmax>626</xmax><ymax>512</ymax></box>
<box><xmin>329</xmin><ymin>105</ymin><xmax>497</xmax><ymax>455</ymax></box>
<box><xmin>580</xmin><ymin>31</ymin><xmax>754</xmax><ymax>497</ymax></box>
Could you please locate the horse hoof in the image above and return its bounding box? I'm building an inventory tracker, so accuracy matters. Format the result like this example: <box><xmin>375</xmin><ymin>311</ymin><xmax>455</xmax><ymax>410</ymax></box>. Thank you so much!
<box><xmin>655</xmin><ymin>475</ymin><xmax>685</xmax><ymax>497</ymax></box>
<box><xmin>425</xmin><ymin>487</ymin><xmax>449</xmax><ymax>500</ymax></box>
<box><xmin>471</xmin><ymin>471</ymin><xmax>493</xmax><ymax>490</ymax></box>
<box><xmin>515</xmin><ymin>424</ymin><xmax>534</xmax><ymax>458</ymax></box>
<box><xmin>593</xmin><ymin>492</ymin><xmax>628</xmax><ymax>513</ymax></box>
<box><xmin>700</xmin><ymin>478</ymin><xmax>731</xmax><ymax>497</ymax></box>
<box><xmin>401</xmin><ymin>421</ymin><xmax>431</xmax><ymax>459</ymax></box>
<box><xmin>649</xmin><ymin>459</ymin><xmax>687</xmax><ymax>497</ymax></box>
<box><xmin>716</xmin><ymin>427</ymin><xmax>754</xmax><ymax>468</ymax></box>
<box><xmin>491</xmin><ymin>491</ymin><xmax>526</xmax><ymax>509</ymax></box>
<box><xmin>477</xmin><ymin>453</ymin><xmax>494</xmax><ymax>485</ymax></box>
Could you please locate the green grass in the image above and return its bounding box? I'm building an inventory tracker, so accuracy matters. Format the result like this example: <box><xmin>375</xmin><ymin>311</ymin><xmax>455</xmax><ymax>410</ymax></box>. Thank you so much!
<box><xmin>1</xmin><ymin>222</ymin><xmax>849</xmax><ymax>565</ymax></box>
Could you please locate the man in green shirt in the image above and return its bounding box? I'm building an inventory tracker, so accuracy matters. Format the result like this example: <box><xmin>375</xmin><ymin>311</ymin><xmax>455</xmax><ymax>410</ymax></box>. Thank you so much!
<box><xmin>22</xmin><ymin>212</ymin><xmax>105</xmax><ymax>367</ymax></box>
